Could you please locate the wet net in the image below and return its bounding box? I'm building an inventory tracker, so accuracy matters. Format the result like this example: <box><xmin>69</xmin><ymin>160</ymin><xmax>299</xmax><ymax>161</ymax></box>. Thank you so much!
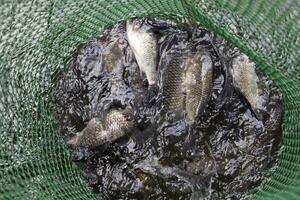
<box><xmin>0</xmin><ymin>0</ymin><xmax>299</xmax><ymax>199</ymax></box>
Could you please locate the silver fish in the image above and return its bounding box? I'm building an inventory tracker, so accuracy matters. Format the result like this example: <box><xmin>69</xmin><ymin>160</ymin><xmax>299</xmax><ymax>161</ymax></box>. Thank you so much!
<box><xmin>126</xmin><ymin>19</ymin><xmax>158</xmax><ymax>86</ymax></box>
<box><xmin>230</xmin><ymin>54</ymin><xmax>265</xmax><ymax>118</ymax></box>
<box><xmin>67</xmin><ymin>108</ymin><xmax>134</xmax><ymax>148</ymax></box>
<box><xmin>161</xmin><ymin>51</ymin><xmax>213</xmax><ymax>122</ymax></box>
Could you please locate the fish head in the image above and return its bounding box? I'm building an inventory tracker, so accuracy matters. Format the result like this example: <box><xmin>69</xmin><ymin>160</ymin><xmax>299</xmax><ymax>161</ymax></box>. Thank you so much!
<box><xmin>67</xmin><ymin>135</ymin><xmax>79</xmax><ymax>147</ymax></box>
<box><xmin>106</xmin><ymin>107</ymin><xmax>136</xmax><ymax>129</ymax></box>
<box><xmin>127</xmin><ymin>18</ymin><xmax>154</xmax><ymax>34</ymax></box>
<box><xmin>67</xmin><ymin>131</ymin><xmax>84</xmax><ymax>147</ymax></box>
<box><xmin>127</xmin><ymin>18</ymin><xmax>143</xmax><ymax>31</ymax></box>
<box><xmin>119</xmin><ymin>107</ymin><xmax>135</xmax><ymax>123</ymax></box>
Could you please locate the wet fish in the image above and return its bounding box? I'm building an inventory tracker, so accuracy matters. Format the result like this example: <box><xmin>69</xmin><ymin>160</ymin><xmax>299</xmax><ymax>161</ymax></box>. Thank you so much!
<box><xmin>185</xmin><ymin>53</ymin><xmax>213</xmax><ymax>122</ymax></box>
<box><xmin>126</xmin><ymin>19</ymin><xmax>158</xmax><ymax>86</ymax></box>
<box><xmin>67</xmin><ymin>108</ymin><xmax>135</xmax><ymax>148</ymax></box>
<box><xmin>230</xmin><ymin>54</ymin><xmax>265</xmax><ymax>119</ymax></box>
<box><xmin>160</xmin><ymin>54</ymin><xmax>185</xmax><ymax>115</ymax></box>
<box><xmin>161</xmin><ymin>51</ymin><xmax>213</xmax><ymax>122</ymax></box>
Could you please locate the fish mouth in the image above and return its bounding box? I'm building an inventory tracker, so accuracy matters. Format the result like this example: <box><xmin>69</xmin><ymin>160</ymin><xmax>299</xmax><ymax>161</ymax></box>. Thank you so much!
<box><xmin>122</xmin><ymin>109</ymin><xmax>134</xmax><ymax>121</ymax></box>
<box><xmin>127</xmin><ymin>18</ymin><xmax>144</xmax><ymax>30</ymax></box>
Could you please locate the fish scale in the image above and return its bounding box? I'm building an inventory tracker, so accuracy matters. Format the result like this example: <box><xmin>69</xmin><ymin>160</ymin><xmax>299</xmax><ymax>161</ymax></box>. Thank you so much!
<box><xmin>126</xmin><ymin>20</ymin><xmax>158</xmax><ymax>86</ymax></box>
<box><xmin>161</xmin><ymin>51</ymin><xmax>213</xmax><ymax>122</ymax></box>
<box><xmin>67</xmin><ymin>109</ymin><xmax>134</xmax><ymax>148</ymax></box>
<box><xmin>186</xmin><ymin>53</ymin><xmax>213</xmax><ymax>122</ymax></box>
<box><xmin>161</xmin><ymin>56</ymin><xmax>185</xmax><ymax>114</ymax></box>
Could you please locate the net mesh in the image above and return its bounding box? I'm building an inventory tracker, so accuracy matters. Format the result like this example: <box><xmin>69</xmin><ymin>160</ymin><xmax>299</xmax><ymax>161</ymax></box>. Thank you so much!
<box><xmin>0</xmin><ymin>0</ymin><xmax>299</xmax><ymax>199</ymax></box>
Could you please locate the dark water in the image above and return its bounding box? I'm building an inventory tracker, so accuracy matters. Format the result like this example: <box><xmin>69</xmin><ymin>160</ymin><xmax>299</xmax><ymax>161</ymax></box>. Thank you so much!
<box><xmin>51</xmin><ymin>18</ymin><xmax>283</xmax><ymax>200</ymax></box>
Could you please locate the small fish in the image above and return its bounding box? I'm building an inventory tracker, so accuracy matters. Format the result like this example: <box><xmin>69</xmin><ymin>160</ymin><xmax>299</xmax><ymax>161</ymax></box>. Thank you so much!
<box><xmin>161</xmin><ymin>51</ymin><xmax>213</xmax><ymax>122</ymax></box>
<box><xmin>126</xmin><ymin>19</ymin><xmax>158</xmax><ymax>86</ymax></box>
<box><xmin>230</xmin><ymin>54</ymin><xmax>265</xmax><ymax>119</ymax></box>
<box><xmin>67</xmin><ymin>108</ymin><xmax>135</xmax><ymax>148</ymax></box>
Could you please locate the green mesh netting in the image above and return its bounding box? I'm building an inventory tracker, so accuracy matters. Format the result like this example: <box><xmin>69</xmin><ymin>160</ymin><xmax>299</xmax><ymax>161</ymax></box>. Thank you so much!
<box><xmin>1</xmin><ymin>0</ymin><xmax>300</xmax><ymax>199</ymax></box>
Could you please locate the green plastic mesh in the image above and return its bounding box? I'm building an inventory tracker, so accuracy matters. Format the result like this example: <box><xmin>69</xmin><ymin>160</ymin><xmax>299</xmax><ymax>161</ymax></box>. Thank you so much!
<box><xmin>0</xmin><ymin>0</ymin><xmax>299</xmax><ymax>199</ymax></box>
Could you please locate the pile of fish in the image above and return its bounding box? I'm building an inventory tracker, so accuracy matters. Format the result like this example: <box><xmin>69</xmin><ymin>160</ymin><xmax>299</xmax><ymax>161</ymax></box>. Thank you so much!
<box><xmin>67</xmin><ymin>19</ymin><xmax>268</xmax><ymax>149</ymax></box>
<box><xmin>51</xmin><ymin>18</ymin><xmax>283</xmax><ymax>199</ymax></box>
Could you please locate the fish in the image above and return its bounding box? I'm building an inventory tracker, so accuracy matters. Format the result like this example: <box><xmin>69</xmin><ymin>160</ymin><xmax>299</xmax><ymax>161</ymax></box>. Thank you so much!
<box><xmin>230</xmin><ymin>54</ymin><xmax>265</xmax><ymax>119</ymax></box>
<box><xmin>185</xmin><ymin>53</ymin><xmax>213</xmax><ymax>122</ymax></box>
<box><xmin>160</xmin><ymin>53</ymin><xmax>185</xmax><ymax>116</ymax></box>
<box><xmin>160</xmin><ymin>51</ymin><xmax>213</xmax><ymax>122</ymax></box>
<box><xmin>126</xmin><ymin>19</ymin><xmax>158</xmax><ymax>86</ymax></box>
<box><xmin>67</xmin><ymin>108</ymin><xmax>135</xmax><ymax>148</ymax></box>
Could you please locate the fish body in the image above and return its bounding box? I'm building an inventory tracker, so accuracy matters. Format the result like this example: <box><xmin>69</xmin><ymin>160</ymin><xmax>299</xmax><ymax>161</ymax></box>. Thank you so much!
<box><xmin>161</xmin><ymin>54</ymin><xmax>185</xmax><ymax>115</ymax></box>
<box><xmin>230</xmin><ymin>54</ymin><xmax>265</xmax><ymax>118</ymax></box>
<box><xmin>67</xmin><ymin>108</ymin><xmax>134</xmax><ymax>148</ymax></box>
<box><xmin>185</xmin><ymin>53</ymin><xmax>213</xmax><ymax>122</ymax></box>
<box><xmin>126</xmin><ymin>19</ymin><xmax>158</xmax><ymax>86</ymax></box>
<box><xmin>161</xmin><ymin>51</ymin><xmax>213</xmax><ymax>122</ymax></box>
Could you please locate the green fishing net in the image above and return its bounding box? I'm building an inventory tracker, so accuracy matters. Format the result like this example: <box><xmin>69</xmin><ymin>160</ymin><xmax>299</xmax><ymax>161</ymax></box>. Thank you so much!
<box><xmin>0</xmin><ymin>0</ymin><xmax>299</xmax><ymax>199</ymax></box>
